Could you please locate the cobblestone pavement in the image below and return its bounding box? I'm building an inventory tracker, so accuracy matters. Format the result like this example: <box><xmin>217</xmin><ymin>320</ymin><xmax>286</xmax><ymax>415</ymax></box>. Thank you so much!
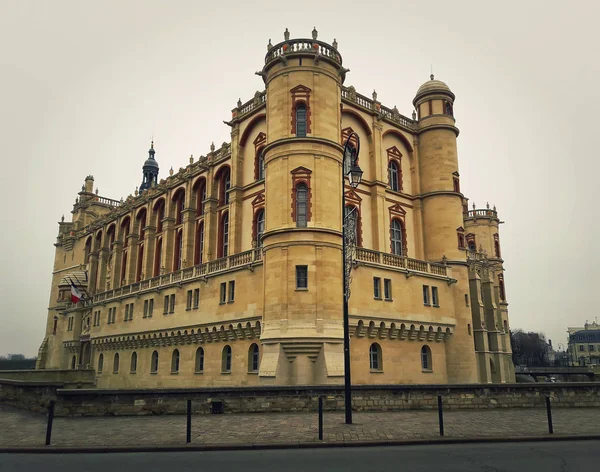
<box><xmin>0</xmin><ymin>404</ymin><xmax>599</xmax><ymax>447</ymax></box>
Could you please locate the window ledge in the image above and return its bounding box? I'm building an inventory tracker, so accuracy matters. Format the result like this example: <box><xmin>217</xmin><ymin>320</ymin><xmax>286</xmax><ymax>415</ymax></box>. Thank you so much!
<box><xmin>296</xmin><ymin>288</ymin><xmax>308</xmax><ymax>291</ymax></box>
<box><xmin>433</xmin><ymin>304</ymin><xmax>440</xmax><ymax>308</ymax></box>
<box><xmin>171</xmin><ymin>371</ymin><xmax>179</xmax><ymax>375</ymax></box>
<box><xmin>247</xmin><ymin>371</ymin><xmax>259</xmax><ymax>375</ymax></box>
<box><xmin>150</xmin><ymin>372</ymin><xmax>158</xmax><ymax>375</ymax></box>
<box><xmin>227</xmin><ymin>300</ymin><xmax>235</xmax><ymax>304</ymax></box>
<box><xmin>194</xmin><ymin>371</ymin><xmax>204</xmax><ymax>375</ymax></box>
<box><xmin>384</xmin><ymin>298</ymin><xmax>393</xmax><ymax>302</ymax></box>
<box><xmin>221</xmin><ymin>371</ymin><xmax>232</xmax><ymax>375</ymax></box>
<box><xmin>374</xmin><ymin>296</ymin><xmax>382</xmax><ymax>300</ymax></box>
<box><xmin>422</xmin><ymin>369</ymin><xmax>433</xmax><ymax>373</ymax></box>
<box><xmin>219</xmin><ymin>301</ymin><xmax>226</xmax><ymax>305</ymax></box>
<box><xmin>423</xmin><ymin>303</ymin><xmax>431</xmax><ymax>307</ymax></box>
<box><xmin>169</xmin><ymin>311</ymin><xmax>175</xmax><ymax>314</ymax></box>
<box><xmin>185</xmin><ymin>308</ymin><xmax>191</xmax><ymax>311</ymax></box>
<box><xmin>130</xmin><ymin>371</ymin><xmax>136</xmax><ymax>375</ymax></box>
<box><xmin>370</xmin><ymin>369</ymin><xmax>384</xmax><ymax>374</ymax></box>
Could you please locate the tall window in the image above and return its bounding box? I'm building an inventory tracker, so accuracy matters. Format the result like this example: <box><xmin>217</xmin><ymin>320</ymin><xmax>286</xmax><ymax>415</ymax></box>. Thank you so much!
<box><xmin>249</xmin><ymin>344</ymin><xmax>260</xmax><ymax>373</ymax></box>
<box><xmin>373</xmin><ymin>277</ymin><xmax>381</xmax><ymax>299</ymax></box>
<box><xmin>171</xmin><ymin>349</ymin><xmax>180</xmax><ymax>373</ymax></box>
<box><xmin>222</xmin><ymin>345</ymin><xmax>232</xmax><ymax>373</ymax></box>
<box><xmin>136</xmin><ymin>244</ymin><xmax>144</xmax><ymax>282</ymax></box>
<box><xmin>173</xmin><ymin>190</ymin><xmax>185</xmax><ymax>226</ymax></box>
<box><xmin>153</xmin><ymin>237</ymin><xmax>162</xmax><ymax>276</ymax></box>
<box><xmin>255</xmin><ymin>209</ymin><xmax>265</xmax><ymax>247</ymax></box>
<box><xmin>296</xmin><ymin>184</ymin><xmax>308</xmax><ymax>228</ymax></box>
<box><xmin>432</xmin><ymin>286</ymin><xmax>439</xmax><ymax>307</ymax></box>
<box><xmin>195</xmin><ymin>180</ymin><xmax>206</xmax><ymax>216</ymax></box>
<box><xmin>97</xmin><ymin>353</ymin><xmax>104</xmax><ymax>373</ymax></box>
<box><xmin>388</xmin><ymin>161</ymin><xmax>400</xmax><ymax>191</ymax></box>
<box><xmin>154</xmin><ymin>200</ymin><xmax>165</xmax><ymax>234</ymax></box>
<box><xmin>296</xmin><ymin>265</ymin><xmax>308</xmax><ymax>289</ymax></box>
<box><xmin>71</xmin><ymin>355</ymin><xmax>76</xmax><ymax>369</ymax></box>
<box><xmin>130</xmin><ymin>352</ymin><xmax>137</xmax><ymax>373</ymax></box>
<box><xmin>220</xmin><ymin>212</ymin><xmax>229</xmax><ymax>257</ymax></box>
<box><xmin>195</xmin><ymin>347</ymin><xmax>204</xmax><ymax>373</ymax></box>
<box><xmin>369</xmin><ymin>343</ymin><xmax>382</xmax><ymax>371</ymax></box>
<box><xmin>295</xmin><ymin>103</ymin><xmax>307</xmax><ymax>137</ymax></box>
<box><xmin>421</xmin><ymin>345</ymin><xmax>432</xmax><ymax>371</ymax></box>
<box><xmin>194</xmin><ymin>221</ymin><xmax>204</xmax><ymax>265</ymax></box>
<box><xmin>150</xmin><ymin>350</ymin><xmax>159</xmax><ymax>373</ymax></box>
<box><xmin>173</xmin><ymin>229</ymin><xmax>183</xmax><ymax>271</ymax></box>
<box><xmin>391</xmin><ymin>219</ymin><xmax>403</xmax><ymax>255</ymax></box>
<box><xmin>257</xmin><ymin>151</ymin><xmax>265</xmax><ymax>180</ymax></box>
<box><xmin>113</xmin><ymin>353</ymin><xmax>120</xmax><ymax>374</ymax></box>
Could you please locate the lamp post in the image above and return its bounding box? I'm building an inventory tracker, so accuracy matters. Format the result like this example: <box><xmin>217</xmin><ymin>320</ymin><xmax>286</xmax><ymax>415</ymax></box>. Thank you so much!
<box><xmin>341</xmin><ymin>133</ymin><xmax>363</xmax><ymax>425</ymax></box>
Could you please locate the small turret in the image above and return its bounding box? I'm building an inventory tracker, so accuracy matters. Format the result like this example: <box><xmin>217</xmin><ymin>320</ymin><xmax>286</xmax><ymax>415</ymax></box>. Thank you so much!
<box><xmin>140</xmin><ymin>141</ymin><xmax>159</xmax><ymax>192</ymax></box>
<box><xmin>413</xmin><ymin>74</ymin><xmax>455</xmax><ymax>120</ymax></box>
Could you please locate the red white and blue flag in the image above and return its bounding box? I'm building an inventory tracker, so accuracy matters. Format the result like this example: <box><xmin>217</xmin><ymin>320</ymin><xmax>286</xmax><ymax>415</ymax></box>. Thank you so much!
<box><xmin>70</xmin><ymin>282</ymin><xmax>83</xmax><ymax>304</ymax></box>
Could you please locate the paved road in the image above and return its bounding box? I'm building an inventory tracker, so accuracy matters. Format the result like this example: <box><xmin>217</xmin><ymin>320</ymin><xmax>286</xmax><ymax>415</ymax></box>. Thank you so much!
<box><xmin>1</xmin><ymin>441</ymin><xmax>599</xmax><ymax>471</ymax></box>
<box><xmin>1</xmin><ymin>404</ymin><xmax>599</xmax><ymax>447</ymax></box>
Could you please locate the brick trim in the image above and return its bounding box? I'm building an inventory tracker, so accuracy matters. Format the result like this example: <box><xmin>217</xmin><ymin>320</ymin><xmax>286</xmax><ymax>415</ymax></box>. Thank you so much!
<box><xmin>386</xmin><ymin>146</ymin><xmax>403</xmax><ymax>192</ymax></box>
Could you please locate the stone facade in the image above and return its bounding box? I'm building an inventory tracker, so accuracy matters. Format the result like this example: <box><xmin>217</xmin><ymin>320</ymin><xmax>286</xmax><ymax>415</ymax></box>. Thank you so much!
<box><xmin>37</xmin><ymin>29</ymin><xmax>514</xmax><ymax>388</ymax></box>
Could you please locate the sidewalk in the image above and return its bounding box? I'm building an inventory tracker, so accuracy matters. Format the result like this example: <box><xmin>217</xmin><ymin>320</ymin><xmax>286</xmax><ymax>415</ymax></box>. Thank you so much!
<box><xmin>1</xmin><ymin>404</ymin><xmax>599</xmax><ymax>449</ymax></box>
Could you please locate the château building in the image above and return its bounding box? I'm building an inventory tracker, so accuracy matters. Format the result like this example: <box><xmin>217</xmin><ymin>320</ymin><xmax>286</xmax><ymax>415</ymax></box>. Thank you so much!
<box><xmin>37</xmin><ymin>28</ymin><xmax>515</xmax><ymax>387</ymax></box>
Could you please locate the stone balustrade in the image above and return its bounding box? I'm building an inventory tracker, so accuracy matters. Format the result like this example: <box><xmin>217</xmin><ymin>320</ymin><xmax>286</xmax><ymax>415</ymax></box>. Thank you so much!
<box><xmin>355</xmin><ymin>248</ymin><xmax>447</xmax><ymax>277</ymax></box>
<box><xmin>85</xmin><ymin>248</ymin><xmax>263</xmax><ymax>306</ymax></box>
<box><xmin>265</xmin><ymin>38</ymin><xmax>342</xmax><ymax>66</ymax></box>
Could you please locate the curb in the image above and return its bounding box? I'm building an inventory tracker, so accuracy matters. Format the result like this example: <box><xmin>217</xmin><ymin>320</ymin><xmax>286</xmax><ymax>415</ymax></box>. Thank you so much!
<box><xmin>1</xmin><ymin>435</ymin><xmax>600</xmax><ymax>454</ymax></box>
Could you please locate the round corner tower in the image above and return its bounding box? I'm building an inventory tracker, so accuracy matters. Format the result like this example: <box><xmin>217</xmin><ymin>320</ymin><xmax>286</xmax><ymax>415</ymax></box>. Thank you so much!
<box><xmin>414</xmin><ymin>76</ymin><xmax>479</xmax><ymax>383</ymax></box>
<box><xmin>259</xmin><ymin>29</ymin><xmax>346</xmax><ymax>385</ymax></box>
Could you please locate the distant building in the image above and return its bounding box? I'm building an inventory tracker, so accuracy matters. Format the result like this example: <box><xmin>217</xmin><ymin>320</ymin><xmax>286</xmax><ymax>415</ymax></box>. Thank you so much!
<box><xmin>568</xmin><ymin>322</ymin><xmax>600</xmax><ymax>365</ymax></box>
<box><xmin>36</xmin><ymin>28</ymin><xmax>515</xmax><ymax>386</ymax></box>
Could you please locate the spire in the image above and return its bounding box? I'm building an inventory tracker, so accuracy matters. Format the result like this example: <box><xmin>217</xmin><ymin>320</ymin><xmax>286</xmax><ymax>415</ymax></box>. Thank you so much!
<box><xmin>140</xmin><ymin>140</ymin><xmax>159</xmax><ymax>192</ymax></box>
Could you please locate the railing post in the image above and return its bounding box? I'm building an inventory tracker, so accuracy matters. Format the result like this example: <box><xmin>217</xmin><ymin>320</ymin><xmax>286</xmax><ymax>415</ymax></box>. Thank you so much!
<box><xmin>186</xmin><ymin>399</ymin><xmax>192</xmax><ymax>443</ymax></box>
<box><xmin>318</xmin><ymin>397</ymin><xmax>324</xmax><ymax>440</ymax></box>
<box><xmin>437</xmin><ymin>395</ymin><xmax>444</xmax><ymax>436</ymax></box>
<box><xmin>45</xmin><ymin>401</ymin><xmax>55</xmax><ymax>446</ymax></box>
<box><xmin>546</xmin><ymin>396</ymin><xmax>553</xmax><ymax>434</ymax></box>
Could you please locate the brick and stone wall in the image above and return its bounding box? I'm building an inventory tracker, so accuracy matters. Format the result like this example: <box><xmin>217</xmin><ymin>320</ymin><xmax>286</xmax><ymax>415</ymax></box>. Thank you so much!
<box><xmin>2</xmin><ymin>380</ymin><xmax>599</xmax><ymax>417</ymax></box>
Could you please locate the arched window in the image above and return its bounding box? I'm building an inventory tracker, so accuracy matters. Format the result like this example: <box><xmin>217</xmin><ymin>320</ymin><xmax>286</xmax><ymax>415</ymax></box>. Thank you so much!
<box><xmin>173</xmin><ymin>229</ymin><xmax>183</xmax><ymax>271</ymax></box>
<box><xmin>369</xmin><ymin>343</ymin><xmax>382</xmax><ymax>371</ymax></box>
<box><xmin>150</xmin><ymin>350</ymin><xmax>159</xmax><ymax>373</ymax></box>
<box><xmin>120</xmin><ymin>218</ymin><xmax>131</xmax><ymax>248</ymax></box>
<box><xmin>296</xmin><ymin>183</ymin><xmax>308</xmax><ymax>228</ymax></box>
<box><xmin>257</xmin><ymin>150</ymin><xmax>265</xmax><ymax>181</ymax></box>
<box><xmin>195</xmin><ymin>347</ymin><xmax>204</xmax><ymax>373</ymax></box>
<box><xmin>421</xmin><ymin>345</ymin><xmax>432</xmax><ymax>371</ymax></box>
<box><xmin>388</xmin><ymin>161</ymin><xmax>400</xmax><ymax>191</ymax></box>
<box><xmin>137</xmin><ymin>210</ymin><xmax>147</xmax><ymax>241</ymax></box>
<box><xmin>391</xmin><ymin>219</ymin><xmax>404</xmax><ymax>256</ymax></box>
<box><xmin>222</xmin><ymin>345</ymin><xmax>232</xmax><ymax>373</ymax></box>
<box><xmin>153</xmin><ymin>237</ymin><xmax>162</xmax><ymax>277</ymax></box>
<box><xmin>248</xmin><ymin>344</ymin><xmax>260</xmax><ymax>373</ymax></box>
<box><xmin>107</xmin><ymin>225</ymin><xmax>116</xmax><ymax>248</ymax></box>
<box><xmin>71</xmin><ymin>355</ymin><xmax>77</xmax><ymax>370</ymax></box>
<box><xmin>52</xmin><ymin>316</ymin><xmax>58</xmax><ymax>335</ymax></box>
<box><xmin>219</xmin><ymin>212</ymin><xmax>229</xmax><ymax>258</ymax></box>
<box><xmin>295</xmin><ymin>103</ymin><xmax>307</xmax><ymax>137</ymax></box>
<box><xmin>130</xmin><ymin>352</ymin><xmax>137</xmax><ymax>373</ymax></box>
<box><xmin>171</xmin><ymin>349</ymin><xmax>180</xmax><ymax>373</ymax></box>
<box><xmin>84</xmin><ymin>237</ymin><xmax>92</xmax><ymax>263</ymax></box>
<box><xmin>255</xmin><ymin>209</ymin><xmax>265</xmax><ymax>247</ymax></box>
<box><xmin>173</xmin><ymin>190</ymin><xmax>185</xmax><ymax>226</ymax></box>
<box><xmin>194</xmin><ymin>221</ymin><xmax>204</xmax><ymax>265</ymax></box>
<box><xmin>97</xmin><ymin>353</ymin><xmax>104</xmax><ymax>373</ymax></box>
<box><xmin>113</xmin><ymin>353</ymin><xmax>120</xmax><ymax>374</ymax></box>
<box><xmin>154</xmin><ymin>200</ymin><xmax>165</xmax><ymax>234</ymax></box>
<box><xmin>195</xmin><ymin>181</ymin><xmax>206</xmax><ymax>216</ymax></box>
<box><xmin>224</xmin><ymin>172</ymin><xmax>230</xmax><ymax>204</ymax></box>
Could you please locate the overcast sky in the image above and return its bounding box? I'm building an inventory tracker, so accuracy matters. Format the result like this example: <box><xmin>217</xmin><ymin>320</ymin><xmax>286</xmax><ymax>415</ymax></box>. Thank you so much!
<box><xmin>1</xmin><ymin>0</ymin><xmax>598</xmax><ymax>357</ymax></box>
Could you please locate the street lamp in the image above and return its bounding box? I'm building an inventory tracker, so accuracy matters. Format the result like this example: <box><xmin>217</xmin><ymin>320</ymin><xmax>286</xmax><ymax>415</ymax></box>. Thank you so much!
<box><xmin>341</xmin><ymin>133</ymin><xmax>363</xmax><ymax>425</ymax></box>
